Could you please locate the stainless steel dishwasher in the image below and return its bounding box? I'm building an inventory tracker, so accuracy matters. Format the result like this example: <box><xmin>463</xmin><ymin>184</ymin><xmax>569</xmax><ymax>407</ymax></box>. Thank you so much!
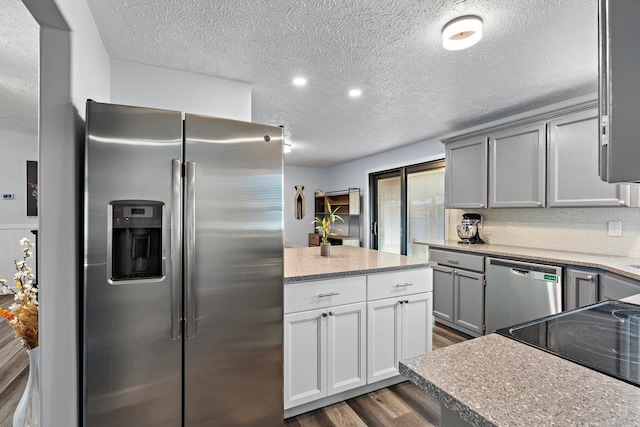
<box><xmin>485</xmin><ymin>258</ymin><xmax>563</xmax><ymax>333</ymax></box>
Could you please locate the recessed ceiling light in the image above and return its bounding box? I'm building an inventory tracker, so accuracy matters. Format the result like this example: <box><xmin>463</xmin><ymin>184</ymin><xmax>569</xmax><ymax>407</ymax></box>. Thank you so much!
<box><xmin>442</xmin><ymin>16</ymin><xmax>483</xmax><ymax>50</ymax></box>
<box><xmin>293</xmin><ymin>77</ymin><xmax>307</xmax><ymax>86</ymax></box>
<box><xmin>283</xmin><ymin>143</ymin><xmax>292</xmax><ymax>154</ymax></box>
<box><xmin>349</xmin><ymin>89</ymin><xmax>362</xmax><ymax>97</ymax></box>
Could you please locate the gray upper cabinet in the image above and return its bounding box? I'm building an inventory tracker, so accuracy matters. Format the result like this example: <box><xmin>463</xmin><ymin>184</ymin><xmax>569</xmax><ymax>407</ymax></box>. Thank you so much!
<box><xmin>445</xmin><ymin>137</ymin><xmax>488</xmax><ymax>209</ymax></box>
<box><xmin>488</xmin><ymin>123</ymin><xmax>546</xmax><ymax>208</ymax></box>
<box><xmin>598</xmin><ymin>0</ymin><xmax>640</xmax><ymax>183</ymax></box>
<box><xmin>548</xmin><ymin>109</ymin><xmax>628</xmax><ymax>207</ymax></box>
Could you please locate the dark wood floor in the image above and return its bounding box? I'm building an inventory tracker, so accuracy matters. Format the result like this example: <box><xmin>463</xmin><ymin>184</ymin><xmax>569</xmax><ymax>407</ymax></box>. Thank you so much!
<box><xmin>0</xmin><ymin>296</ymin><xmax>470</xmax><ymax>427</ymax></box>
<box><xmin>0</xmin><ymin>295</ymin><xmax>29</xmax><ymax>427</ymax></box>
<box><xmin>285</xmin><ymin>324</ymin><xmax>471</xmax><ymax>427</ymax></box>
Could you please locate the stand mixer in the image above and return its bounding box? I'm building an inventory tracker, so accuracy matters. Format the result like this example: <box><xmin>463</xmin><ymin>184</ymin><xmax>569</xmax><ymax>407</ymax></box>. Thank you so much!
<box><xmin>456</xmin><ymin>213</ymin><xmax>484</xmax><ymax>244</ymax></box>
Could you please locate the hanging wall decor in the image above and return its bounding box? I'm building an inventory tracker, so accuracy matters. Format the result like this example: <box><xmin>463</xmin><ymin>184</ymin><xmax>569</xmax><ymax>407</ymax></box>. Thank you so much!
<box><xmin>26</xmin><ymin>161</ymin><xmax>38</xmax><ymax>217</ymax></box>
<box><xmin>294</xmin><ymin>185</ymin><xmax>305</xmax><ymax>220</ymax></box>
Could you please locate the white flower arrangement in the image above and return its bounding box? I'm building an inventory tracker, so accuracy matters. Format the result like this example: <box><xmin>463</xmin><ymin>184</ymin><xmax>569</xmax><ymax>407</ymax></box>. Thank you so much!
<box><xmin>0</xmin><ymin>238</ymin><xmax>38</xmax><ymax>349</ymax></box>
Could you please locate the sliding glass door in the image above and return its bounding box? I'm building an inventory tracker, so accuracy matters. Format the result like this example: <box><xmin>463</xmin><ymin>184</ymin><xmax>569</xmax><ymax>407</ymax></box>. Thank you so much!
<box><xmin>370</xmin><ymin>160</ymin><xmax>445</xmax><ymax>256</ymax></box>
<box><xmin>371</xmin><ymin>171</ymin><xmax>403</xmax><ymax>254</ymax></box>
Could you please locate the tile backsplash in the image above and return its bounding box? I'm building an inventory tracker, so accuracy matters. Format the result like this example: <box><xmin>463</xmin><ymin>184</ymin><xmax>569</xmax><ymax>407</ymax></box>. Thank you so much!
<box><xmin>446</xmin><ymin>208</ymin><xmax>640</xmax><ymax>258</ymax></box>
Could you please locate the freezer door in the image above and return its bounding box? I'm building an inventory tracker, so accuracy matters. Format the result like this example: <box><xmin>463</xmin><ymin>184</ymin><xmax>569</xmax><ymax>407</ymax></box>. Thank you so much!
<box><xmin>184</xmin><ymin>114</ymin><xmax>284</xmax><ymax>426</ymax></box>
<box><xmin>83</xmin><ymin>102</ymin><xmax>183</xmax><ymax>426</ymax></box>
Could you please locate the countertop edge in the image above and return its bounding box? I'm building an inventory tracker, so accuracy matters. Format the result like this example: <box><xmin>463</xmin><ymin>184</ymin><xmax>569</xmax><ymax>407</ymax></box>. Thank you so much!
<box><xmin>418</xmin><ymin>241</ymin><xmax>640</xmax><ymax>281</ymax></box>
<box><xmin>399</xmin><ymin>361</ymin><xmax>498</xmax><ymax>427</ymax></box>
<box><xmin>283</xmin><ymin>261</ymin><xmax>437</xmax><ymax>284</ymax></box>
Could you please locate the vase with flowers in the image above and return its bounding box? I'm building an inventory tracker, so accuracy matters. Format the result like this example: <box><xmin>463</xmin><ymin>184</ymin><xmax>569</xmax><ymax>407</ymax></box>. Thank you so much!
<box><xmin>0</xmin><ymin>238</ymin><xmax>39</xmax><ymax>427</ymax></box>
<box><xmin>312</xmin><ymin>203</ymin><xmax>345</xmax><ymax>257</ymax></box>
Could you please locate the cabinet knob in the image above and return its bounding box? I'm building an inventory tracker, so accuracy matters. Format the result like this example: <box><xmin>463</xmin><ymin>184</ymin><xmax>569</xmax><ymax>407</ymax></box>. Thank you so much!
<box><xmin>619</xmin><ymin>200</ymin><xmax>626</xmax><ymax>206</ymax></box>
<box><xmin>321</xmin><ymin>313</ymin><xmax>328</xmax><ymax>318</ymax></box>
<box><xmin>329</xmin><ymin>311</ymin><xmax>334</xmax><ymax>316</ymax></box>
<box><xmin>536</xmin><ymin>202</ymin><xmax>542</xmax><ymax>207</ymax></box>
<box><xmin>586</xmin><ymin>275</ymin><xmax>593</xmax><ymax>280</ymax></box>
<box><xmin>479</xmin><ymin>204</ymin><xmax>485</xmax><ymax>208</ymax></box>
<box><xmin>398</xmin><ymin>301</ymin><xmax>404</xmax><ymax>305</ymax></box>
<box><xmin>404</xmin><ymin>300</ymin><xmax>409</xmax><ymax>304</ymax></box>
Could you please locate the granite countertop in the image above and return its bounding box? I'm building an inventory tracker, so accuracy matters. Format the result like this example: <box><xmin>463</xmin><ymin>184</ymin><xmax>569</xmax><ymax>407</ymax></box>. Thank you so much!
<box><xmin>284</xmin><ymin>246</ymin><xmax>436</xmax><ymax>283</ymax></box>
<box><xmin>417</xmin><ymin>240</ymin><xmax>640</xmax><ymax>281</ymax></box>
<box><xmin>399</xmin><ymin>293</ymin><xmax>640</xmax><ymax>427</ymax></box>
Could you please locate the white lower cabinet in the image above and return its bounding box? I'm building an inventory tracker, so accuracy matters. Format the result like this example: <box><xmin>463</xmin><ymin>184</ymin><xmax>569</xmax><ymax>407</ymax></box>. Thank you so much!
<box><xmin>367</xmin><ymin>292</ymin><xmax>433</xmax><ymax>383</ymax></box>
<box><xmin>284</xmin><ymin>268</ymin><xmax>433</xmax><ymax>411</ymax></box>
<box><xmin>284</xmin><ymin>302</ymin><xmax>366</xmax><ymax>409</ymax></box>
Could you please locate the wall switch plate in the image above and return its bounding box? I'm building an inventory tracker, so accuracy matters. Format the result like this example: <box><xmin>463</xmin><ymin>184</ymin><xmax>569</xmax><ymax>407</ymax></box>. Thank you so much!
<box><xmin>2</xmin><ymin>193</ymin><xmax>14</xmax><ymax>200</ymax></box>
<box><xmin>608</xmin><ymin>221</ymin><xmax>622</xmax><ymax>237</ymax></box>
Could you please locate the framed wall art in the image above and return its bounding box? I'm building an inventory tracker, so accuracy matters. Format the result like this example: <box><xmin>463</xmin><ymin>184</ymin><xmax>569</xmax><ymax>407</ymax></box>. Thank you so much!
<box><xmin>26</xmin><ymin>160</ymin><xmax>38</xmax><ymax>217</ymax></box>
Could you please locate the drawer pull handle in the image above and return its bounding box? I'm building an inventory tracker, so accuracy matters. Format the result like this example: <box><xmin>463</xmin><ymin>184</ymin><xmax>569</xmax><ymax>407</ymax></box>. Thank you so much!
<box><xmin>396</xmin><ymin>283</ymin><xmax>414</xmax><ymax>288</ymax></box>
<box><xmin>446</xmin><ymin>258</ymin><xmax>460</xmax><ymax>264</ymax></box>
<box><xmin>319</xmin><ymin>292</ymin><xmax>340</xmax><ymax>298</ymax></box>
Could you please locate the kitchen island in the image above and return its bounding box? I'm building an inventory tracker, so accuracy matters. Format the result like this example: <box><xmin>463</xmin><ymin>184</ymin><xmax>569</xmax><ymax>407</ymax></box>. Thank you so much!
<box><xmin>399</xmin><ymin>293</ymin><xmax>640</xmax><ymax>427</ymax></box>
<box><xmin>284</xmin><ymin>245</ymin><xmax>435</xmax><ymax>283</ymax></box>
<box><xmin>283</xmin><ymin>245</ymin><xmax>436</xmax><ymax>417</ymax></box>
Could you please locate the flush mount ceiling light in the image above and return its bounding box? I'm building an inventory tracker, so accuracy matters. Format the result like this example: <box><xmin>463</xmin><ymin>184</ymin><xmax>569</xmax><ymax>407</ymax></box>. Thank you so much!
<box><xmin>293</xmin><ymin>77</ymin><xmax>307</xmax><ymax>86</ymax></box>
<box><xmin>283</xmin><ymin>142</ymin><xmax>292</xmax><ymax>154</ymax></box>
<box><xmin>349</xmin><ymin>88</ymin><xmax>362</xmax><ymax>97</ymax></box>
<box><xmin>442</xmin><ymin>16</ymin><xmax>483</xmax><ymax>50</ymax></box>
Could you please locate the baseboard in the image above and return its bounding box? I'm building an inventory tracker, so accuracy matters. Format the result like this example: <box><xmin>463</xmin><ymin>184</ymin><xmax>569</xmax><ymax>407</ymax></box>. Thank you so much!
<box><xmin>284</xmin><ymin>375</ymin><xmax>406</xmax><ymax>419</ymax></box>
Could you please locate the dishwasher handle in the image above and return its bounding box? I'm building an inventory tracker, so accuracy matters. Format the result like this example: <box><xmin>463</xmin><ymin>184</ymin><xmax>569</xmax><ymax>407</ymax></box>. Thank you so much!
<box><xmin>511</xmin><ymin>268</ymin><xmax>531</xmax><ymax>276</ymax></box>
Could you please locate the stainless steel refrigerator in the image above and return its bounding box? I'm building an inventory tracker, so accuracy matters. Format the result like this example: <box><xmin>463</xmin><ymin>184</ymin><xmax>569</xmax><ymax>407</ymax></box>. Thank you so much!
<box><xmin>82</xmin><ymin>101</ymin><xmax>284</xmax><ymax>426</ymax></box>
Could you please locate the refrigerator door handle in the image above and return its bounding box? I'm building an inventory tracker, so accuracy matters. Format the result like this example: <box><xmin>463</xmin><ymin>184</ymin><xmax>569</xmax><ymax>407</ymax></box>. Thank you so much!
<box><xmin>171</xmin><ymin>159</ymin><xmax>182</xmax><ymax>340</ymax></box>
<box><xmin>185</xmin><ymin>161</ymin><xmax>197</xmax><ymax>338</ymax></box>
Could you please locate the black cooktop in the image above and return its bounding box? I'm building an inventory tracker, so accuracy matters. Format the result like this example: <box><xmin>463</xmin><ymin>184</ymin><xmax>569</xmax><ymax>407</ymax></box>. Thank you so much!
<box><xmin>496</xmin><ymin>300</ymin><xmax>640</xmax><ymax>387</ymax></box>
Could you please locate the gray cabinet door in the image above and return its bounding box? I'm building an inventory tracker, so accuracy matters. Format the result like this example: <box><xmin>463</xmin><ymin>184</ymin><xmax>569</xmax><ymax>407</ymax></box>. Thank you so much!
<box><xmin>548</xmin><ymin>109</ymin><xmax>627</xmax><ymax>207</ymax></box>
<box><xmin>599</xmin><ymin>0</ymin><xmax>640</xmax><ymax>183</ymax></box>
<box><xmin>432</xmin><ymin>265</ymin><xmax>454</xmax><ymax>322</ymax></box>
<box><xmin>599</xmin><ymin>273</ymin><xmax>640</xmax><ymax>301</ymax></box>
<box><xmin>565</xmin><ymin>268</ymin><xmax>599</xmax><ymax>311</ymax></box>
<box><xmin>445</xmin><ymin>137</ymin><xmax>488</xmax><ymax>209</ymax></box>
<box><xmin>453</xmin><ymin>269</ymin><xmax>484</xmax><ymax>335</ymax></box>
<box><xmin>489</xmin><ymin>123</ymin><xmax>546</xmax><ymax>208</ymax></box>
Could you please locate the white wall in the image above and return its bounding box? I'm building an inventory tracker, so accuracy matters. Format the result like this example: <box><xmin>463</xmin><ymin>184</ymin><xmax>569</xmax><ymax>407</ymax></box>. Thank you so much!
<box><xmin>111</xmin><ymin>58</ymin><xmax>251</xmax><ymax>121</ymax></box>
<box><xmin>326</xmin><ymin>138</ymin><xmax>446</xmax><ymax>248</ymax></box>
<box><xmin>284</xmin><ymin>166</ymin><xmax>327</xmax><ymax>247</ymax></box>
<box><xmin>0</xmin><ymin>129</ymin><xmax>38</xmax><ymax>226</ymax></box>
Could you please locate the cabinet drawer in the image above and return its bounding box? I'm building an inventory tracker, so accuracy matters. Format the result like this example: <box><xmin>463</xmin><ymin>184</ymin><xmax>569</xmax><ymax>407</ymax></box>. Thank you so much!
<box><xmin>284</xmin><ymin>276</ymin><xmax>366</xmax><ymax>314</ymax></box>
<box><xmin>430</xmin><ymin>249</ymin><xmax>484</xmax><ymax>272</ymax></box>
<box><xmin>367</xmin><ymin>269</ymin><xmax>432</xmax><ymax>301</ymax></box>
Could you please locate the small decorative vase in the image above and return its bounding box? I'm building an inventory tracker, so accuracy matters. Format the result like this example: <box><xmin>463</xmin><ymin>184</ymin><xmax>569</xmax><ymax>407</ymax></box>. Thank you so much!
<box><xmin>320</xmin><ymin>242</ymin><xmax>331</xmax><ymax>257</ymax></box>
<box><xmin>13</xmin><ymin>347</ymin><xmax>40</xmax><ymax>427</ymax></box>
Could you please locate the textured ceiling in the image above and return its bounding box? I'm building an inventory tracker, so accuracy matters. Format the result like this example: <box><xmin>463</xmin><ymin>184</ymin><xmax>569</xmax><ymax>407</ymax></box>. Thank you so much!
<box><xmin>0</xmin><ymin>0</ymin><xmax>38</xmax><ymax>136</ymax></box>
<box><xmin>85</xmin><ymin>0</ymin><xmax>597</xmax><ymax>167</ymax></box>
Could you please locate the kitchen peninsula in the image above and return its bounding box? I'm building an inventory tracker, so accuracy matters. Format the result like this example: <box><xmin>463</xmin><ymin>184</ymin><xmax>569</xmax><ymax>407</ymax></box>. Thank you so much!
<box><xmin>283</xmin><ymin>245</ymin><xmax>436</xmax><ymax>417</ymax></box>
<box><xmin>399</xmin><ymin>293</ymin><xmax>640</xmax><ymax>427</ymax></box>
